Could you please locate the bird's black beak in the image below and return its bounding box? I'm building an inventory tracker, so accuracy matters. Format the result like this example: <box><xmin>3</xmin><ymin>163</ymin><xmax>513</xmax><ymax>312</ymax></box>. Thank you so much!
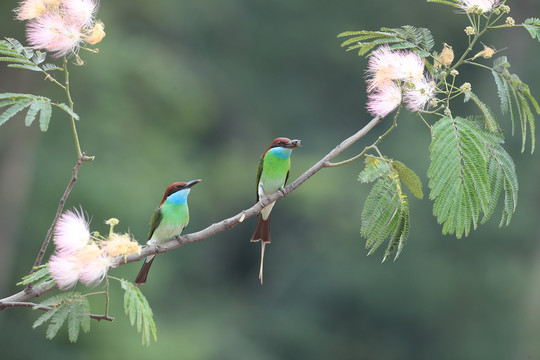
<box><xmin>185</xmin><ymin>179</ymin><xmax>202</xmax><ymax>189</ymax></box>
<box><xmin>285</xmin><ymin>139</ymin><xmax>301</xmax><ymax>148</ymax></box>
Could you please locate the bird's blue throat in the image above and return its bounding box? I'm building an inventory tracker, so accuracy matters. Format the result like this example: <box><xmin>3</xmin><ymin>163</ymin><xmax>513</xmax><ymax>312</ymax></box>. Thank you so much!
<box><xmin>166</xmin><ymin>189</ymin><xmax>190</xmax><ymax>204</ymax></box>
<box><xmin>268</xmin><ymin>147</ymin><xmax>293</xmax><ymax>159</ymax></box>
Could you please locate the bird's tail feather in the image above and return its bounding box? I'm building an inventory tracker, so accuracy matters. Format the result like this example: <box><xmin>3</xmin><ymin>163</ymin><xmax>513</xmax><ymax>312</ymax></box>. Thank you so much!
<box><xmin>259</xmin><ymin>241</ymin><xmax>266</xmax><ymax>284</ymax></box>
<box><xmin>134</xmin><ymin>255</ymin><xmax>155</xmax><ymax>286</ymax></box>
<box><xmin>250</xmin><ymin>213</ymin><xmax>271</xmax><ymax>243</ymax></box>
<box><xmin>251</xmin><ymin>214</ymin><xmax>271</xmax><ymax>284</ymax></box>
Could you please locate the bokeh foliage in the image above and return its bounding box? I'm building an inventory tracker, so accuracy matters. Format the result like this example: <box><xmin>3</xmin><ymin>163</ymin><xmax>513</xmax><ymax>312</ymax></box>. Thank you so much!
<box><xmin>1</xmin><ymin>1</ymin><xmax>540</xmax><ymax>359</ymax></box>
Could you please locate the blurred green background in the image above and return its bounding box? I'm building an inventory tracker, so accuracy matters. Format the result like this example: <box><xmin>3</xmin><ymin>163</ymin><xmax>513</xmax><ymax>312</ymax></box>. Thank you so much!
<box><xmin>1</xmin><ymin>1</ymin><xmax>540</xmax><ymax>359</ymax></box>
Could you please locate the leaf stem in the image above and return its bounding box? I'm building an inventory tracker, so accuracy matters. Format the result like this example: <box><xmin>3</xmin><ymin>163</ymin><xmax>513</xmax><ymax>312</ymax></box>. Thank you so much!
<box><xmin>63</xmin><ymin>57</ymin><xmax>93</xmax><ymax>161</ymax></box>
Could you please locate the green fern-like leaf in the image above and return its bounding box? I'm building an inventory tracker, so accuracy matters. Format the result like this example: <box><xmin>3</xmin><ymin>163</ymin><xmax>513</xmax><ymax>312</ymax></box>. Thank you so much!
<box><xmin>17</xmin><ymin>264</ymin><xmax>52</xmax><ymax>287</ymax></box>
<box><xmin>38</xmin><ymin>101</ymin><xmax>52</xmax><ymax>131</ymax></box>
<box><xmin>1</xmin><ymin>37</ymin><xmax>58</xmax><ymax>72</ymax></box>
<box><xmin>466</xmin><ymin>92</ymin><xmax>499</xmax><ymax>132</ymax></box>
<box><xmin>45</xmin><ymin>302</ymin><xmax>70</xmax><ymax>340</ymax></box>
<box><xmin>0</xmin><ymin>93</ymin><xmax>64</xmax><ymax>131</ymax></box>
<box><xmin>359</xmin><ymin>156</ymin><xmax>418</xmax><ymax>260</ymax></box>
<box><xmin>524</xmin><ymin>18</ymin><xmax>540</xmax><ymax>42</ymax></box>
<box><xmin>492</xmin><ymin>70</ymin><xmax>510</xmax><ymax>114</ymax></box>
<box><xmin>338</xmin><ymin>26</ymin><xmax>434</xmax><ymax>57</ymax></box>
<box><xmin>392</xmin><ymin>160</ymin><xmax>423</xmax><ymax>199</ymax></box>
<box><xmin>25</xmin><ymin>100</ymin><xmax>41</xmax><ymax>126</ymax></box>
<box><xmin>492</xmin><ymin>58</ymin><xmax>539</xmax><ymax>153</ymax></box>
<box><xmin>120</xmin><ymin>279</ymin><xmax>157</xmax><ymax>346</ymax></box>
<box><xmin>32</xmin><ymin>292</ymin><xmax>92</xmax><ymax>342</ymax></box>
<box><xmin>428</xmin><ymin>117</ymin><xmax>495</xmax><ymax>238</ymax></box>
<box><xmin>427</xmin><ymin>0</ymin><xmax>462</xmax><ymax>7</ymax></box>
<box><xmin>55</xmin><ymin>103</ymin><xmax>79</xmax><ymax>120</ymax></box>
<box><xmin>0</xmin><ymin>101</ymin><xmax>32</xmax><ymax>127</ymax></box>
<box><xmin>66</xmin><ymin>297</ymin><xmax>91</xmax><ymax>342</ymax></box>
<box><xmin>483</xmin><ymin>140</ymin><xmax>518</xmax><ymax>226</ymax></box>
<box><xmin>361</xmin><ymin>174</ymin><xmax>404</xmax><ymax>255</ymax></box>
<box><xmin>383</xmin><ymin>198</ymin><xmax>410</xmax><ymax>262</ymax></box>
<box><xmin>358</xmin><ymin>155</ymin><xmax>391</xmax><ymax>183</ymax></box>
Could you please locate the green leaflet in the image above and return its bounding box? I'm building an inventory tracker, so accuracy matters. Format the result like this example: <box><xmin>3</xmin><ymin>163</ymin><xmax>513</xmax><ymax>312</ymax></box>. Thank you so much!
<box><xmin>0</xmin><ymin>37</ymin><xmax>59</xmax><ymax>73</ymax></box>
<box><xmin>32</xmin><ymin>292</ymin><xmax>91</xmax><ymax>343</ymax></box>
<box><xmin>17</xmin><ymin>264</ymin><xmax>52</xmax><ymax>287</ymax></box>
<box><xmin>338</xmin><ymin>25</ymin><xmax>434</xmax><ymax>57</ymax></box>
<box><xmin>466</xmin><ymin>92</ymin><xmax>499</xmax><ymax>132</ymax></box>
<box><xmin>523</xmin><ymin>18</ymin><xmax>540</xmax><ymax>42</ymax></box>
<box><xmin>359</xmin><ymin>155</ymin><xmax>421</xmax><ymax>260</ymax></box>
<box><xmin>427</xmin><ymin>0</ymin><xmax>462</xmax><ymax>8</ymax></box>
<box><xmin>428</xmin><ymin>117</ymin><xmax>518</xmax><ymax>238</ymax></box>
<box><xmin>361</xmin><ymin>175</ymin><xmax>404</xmax><ymax>255</ymax></box>
<box><xmin>392</xmin><ymin>160</ymin><xmax>424</xmax><ymax>199</ymax></box>
<box><xmin>491</xmin><ymin>57</ymin><xmax>539</xmax><ymax>153</ymax></box>
<box><xmin>120</xmin><ymin>279</ymin><xmax>157</xmax><ymax>346</ymax></box>
<box><xmin>0</xmin><ymin>93</ymin><xmax>78</xmax><ymax>131</ymax></box>
<box><xmin>358</xmin><ymin>156</ymin><xmax>392</xmax><ymax>183</ymax></box>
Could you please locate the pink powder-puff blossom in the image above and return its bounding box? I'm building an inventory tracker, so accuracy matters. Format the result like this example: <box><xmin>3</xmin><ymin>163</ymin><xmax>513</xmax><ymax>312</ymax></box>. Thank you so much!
<box><xmin>53</xmin><ymin>207</ymin><xmax>91</xmax><ymax>255</ymax></box>
<box><xmin>366</xmin><ymin>46</ymin><xmax>402</xmax><ymax>92</ymax></box>
<box><xmin>367</xmin><ymin>82</ymin><xmax>402</xmax><ymax>117</ymax></box>
<box><xmin>48</xmin><ymin>253</ymin><xmax>80</xmax><ymax>289</ymax></box>
<box><xmin>366</xmin><ymin>46</ymin><xmax>426</xmax><ymax>92</ymax></box>
<box><xmin>398</xmin><ymin>52</ymin><xmax>425</xmax><ymax>82</ymax></box>
<box><xmin>14</xmin><ymin>0</ymin><xmax>62</xmax><ymax>21</ymax></box>
<box><xmin>49</xmin><ymin>242</ymin><xmax>113</xmax><ymax>288</ymax></box>
<box><xmin>404</xmin><ymin>76</ymin><xmax>436</xmax><ymax>112</ymax></box>
<box><xmin>26</xmin><ymin>13</ymin><xmax>83</xmax><ymax>57</ymax></box>
<box><xmin>459</xmin><ymin>0</ymin><xmax>501</xmax><ymax>13</ymax></box>
<box><xmin>63</xmin><ymin>0</ymin><xmax>99</xmax><ymax>27</ymax></box>
<box><xmin>78</xmin><ymin>253</ymin><xmax>113</xmax><ymax>287</ymax></box>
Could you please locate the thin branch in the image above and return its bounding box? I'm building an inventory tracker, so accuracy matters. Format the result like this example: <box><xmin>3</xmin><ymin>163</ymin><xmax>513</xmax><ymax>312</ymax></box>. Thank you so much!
<box><xmin>0</xmin><ymin>301</ymin><xmax>114</xmax><ymax>321</ymax></box>
<box><xmin>29</xmin><ymin>154</ymin><xmax>86</xmax><ymax>272</ymax></box>
<box><xmin>2</xmin><ymin>115</ymin><xmax>384</xmax><ymax>305</ymax></box>
<box><xmin>113</xmin><ymin>115</ymin><xmax>383</xmax><ymax>265</ymax></box>
<box><xmin>1</xmin><ymin>281</ymin><xmax>58</xmax><ymax>305</ymax></box>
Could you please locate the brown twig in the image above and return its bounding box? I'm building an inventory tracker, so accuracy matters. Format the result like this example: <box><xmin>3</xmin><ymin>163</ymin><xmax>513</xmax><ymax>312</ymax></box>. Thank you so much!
<box><xmin>0</xmin><ymin>301</ymin><xmax>114</xmax><ymax>321</ymax></box>
<box><xmin>29</xmin><ymin>154</ymin><xmax>88</xmax><ymax>273</ymax></box>
<box><xmin>2</xmin><ymin>116</ymin><xmax>383</xmax><ymax>305</ymax></box>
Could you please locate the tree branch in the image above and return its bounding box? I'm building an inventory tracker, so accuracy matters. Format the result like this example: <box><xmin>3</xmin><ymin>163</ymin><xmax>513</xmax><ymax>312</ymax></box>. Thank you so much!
<box><xmin>0</xmin><ymin>301</ymin><xmax>114</xmax><ymax>321</ymax></box>
<box><xmin>2</xmin><ymin>115</ymin><xmax>383</xmax><ymax>305</ymax></box>
<box><xmin>29</xmin><ymin>154</ymin><xmax>88</xmax><ymax>272</ymax></box>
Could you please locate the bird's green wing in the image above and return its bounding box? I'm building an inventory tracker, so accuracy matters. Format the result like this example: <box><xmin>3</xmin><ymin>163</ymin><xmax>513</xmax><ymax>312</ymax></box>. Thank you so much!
<box><xmin>256</xmin><ymin>155</ymin><xmax>264</xmax><ymax>201</ymax></box>
<box><xmin>147</xmin><ymin>205</ymin><xmax>163</xmax><ymax>240</ymax></box>
<box><xmin>284</xmin><ymin>169</ymin><xmax>290</xmax><ymax>187</ymax></box>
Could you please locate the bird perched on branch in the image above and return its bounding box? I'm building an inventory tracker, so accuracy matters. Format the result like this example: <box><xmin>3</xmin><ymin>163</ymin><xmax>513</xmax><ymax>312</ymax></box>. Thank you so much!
<box><xmin>135</xmin><ymin>179</ymin><xmax>201</xmax><ymax>286</ymax></box>
<box><xmin>251</xmin><ymin>137</ymin><xmax>301</xmax><ymax>284</ymax></box>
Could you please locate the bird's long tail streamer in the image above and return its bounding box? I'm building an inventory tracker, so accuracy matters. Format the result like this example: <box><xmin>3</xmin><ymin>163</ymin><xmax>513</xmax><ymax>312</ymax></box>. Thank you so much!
<box><xmin>259</xmin><ymin>241</ymin><xmax>266</xmax><ymax>285</ymax></box>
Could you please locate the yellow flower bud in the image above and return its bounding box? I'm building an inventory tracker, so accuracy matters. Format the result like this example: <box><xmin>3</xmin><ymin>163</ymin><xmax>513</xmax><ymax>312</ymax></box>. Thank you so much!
<box><xmin>472</xmin><ymin>45</ymin><xmax>496</xmax><ymax>60</ymax></box>
<box><xmin>436</xmin><ymin>43</ymin><xmax>454</xmax><ymax>69</ymax></box>
<box><xmin>85</xmin><ymin>21</ymin><xmax>106</xmax><ymax>45</ymax></box>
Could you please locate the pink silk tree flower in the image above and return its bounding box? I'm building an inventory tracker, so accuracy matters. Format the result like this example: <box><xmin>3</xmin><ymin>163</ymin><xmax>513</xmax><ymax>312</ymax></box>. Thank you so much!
<box><xmin>459</xmin><ymin>0</ymin><xmax>501</xmax><ymax>13</ymax></box>
<box><xmin>78</xmin><ymin>254</ymin><xmax>112</xmax><ymax>286</ymax></box>
<box><xmin>404</xmin><ymin>76</ymin><xmax>436</xmax><ymax>112</ymax></box>
<box><xmin>366</xmin><ymin>45</ymin><xmax>402</xmax><ymax>92</ymax></box>
<box><xmin>367</xmin><ymin>82</ymin><xmax>402</xmax><ymax>117</ymax></box>
<box><xmin>53</xmin><ymin>207</ymin><xmax>91</xmax><ymax>256</ymax></box>
<box><xmin>26</xmin><ymin>13</ymin><xmax>83</xmax><ymax>57</ymax></box>
<box><xmin>14</xmin><ymin>0</ymin><xmax>62</xmax><ymax>21</ymax></box>
<box><xmin>48</xmin><ymin>253</ymin><xmax>80</xmax><ymax>289</ymax></box>
<box><xmin>397</xmin><ymin>52</ymin><xmax>425</xmax><ymax>83</ymax></box>
<box><xmin>63</xmin><ymin>0</ymin><xmax>99</xmax><ymax>27</ymax></box>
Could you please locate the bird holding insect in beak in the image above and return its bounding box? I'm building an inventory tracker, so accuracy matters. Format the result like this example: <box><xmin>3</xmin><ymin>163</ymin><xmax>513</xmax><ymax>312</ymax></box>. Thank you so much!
<box><xmin>251</xmin><ymin>137</ymin><xmax>301</xmax><ymax>284</ymax></box>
